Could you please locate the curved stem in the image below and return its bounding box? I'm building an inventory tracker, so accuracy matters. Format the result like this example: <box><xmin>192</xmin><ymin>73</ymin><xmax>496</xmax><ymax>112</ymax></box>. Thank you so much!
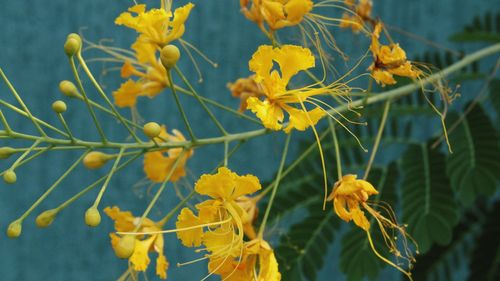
<box><xmin>363</xmin><ymin>100</ymin><xmax>391</xmax><ymax>180</ymax></box>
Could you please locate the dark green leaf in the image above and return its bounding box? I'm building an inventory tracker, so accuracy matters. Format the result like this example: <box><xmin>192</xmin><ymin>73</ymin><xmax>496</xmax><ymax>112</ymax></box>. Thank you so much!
<box><xmin>401</xmin><ymin>144</ymin><xmax>459</xmax><ymax>253</ymax></box>
<box><xmin>446</xmin><ymin>105</ymin><xmax>500</xmax><ymax>205</ymax></box>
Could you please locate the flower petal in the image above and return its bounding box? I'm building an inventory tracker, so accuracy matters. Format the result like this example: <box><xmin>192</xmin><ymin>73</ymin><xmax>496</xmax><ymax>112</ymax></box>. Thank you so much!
<box><xmin>175</xmin><ymin>208</ymin><xmax>204</xmax><ymax>247</ymax></box>
<box><xmin>247</xmin><ymin>97</ymin><xmax>284</xmax><ymax>131</ymax></box>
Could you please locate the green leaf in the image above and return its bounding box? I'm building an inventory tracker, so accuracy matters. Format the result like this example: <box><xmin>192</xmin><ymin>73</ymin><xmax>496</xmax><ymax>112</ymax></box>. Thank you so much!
<box><xmin>339</xmin><ymin>164</ymin><xmax>399</xmax><ymax>281</ymax></box>
<box><xmin>449</xmin><ymin>32</ymin><xmax>500</xmax><ymax>43</ymax></box>
<box><xmin>468</xmin><ymin>202</ymin><xmax>500</xmax><ymax>281</ymax></box>
<box><xmin>490</xmin><ymin>79</ymin><xmax>500</xmax><ymax>120</ymax></box>
<box><xmin>446</xmin><ymin>105</ymin><xmax>500</xmax><ymax>205</ymax></box>
<box><xmin>412</xmin><ymin>205</ymin><xmax>487</xmax><ymax>281</ymax></box>
<box><xmin>401</xmin><ymin>144</ymin><xmax>459</xmax><ymax>253</ymax></box>
<box><xmin>449</xmin><ymin>12</ymin><xmax>500</xmax><ymax>43</ymax></box>
<box><xmin>276</xmin><ymin>201</ymin><xmax>340</xmax><ymax>281</ymax></box>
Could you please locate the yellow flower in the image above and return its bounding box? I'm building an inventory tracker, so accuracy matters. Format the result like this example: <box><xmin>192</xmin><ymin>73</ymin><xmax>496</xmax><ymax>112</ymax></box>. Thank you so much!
<box><xmin>208</xmin><ymin>238</ymin><xmax>281</xmax><ymax>281</ymax></box>
<box><xmin>104</xmin><ymin>206</ymin><xmax>169</xmax><ymax>279</ymax></box>
<box><xmin>327</xmin><ymin>174</ymin><xmax>417</xmax><ymax>279</ymax></box>
<box><xmin>340</xmin><ymin>0</ymin><xmax>373</xmax><ymax>32</ymax></box>
<box><xmin>369</xmin><ymin>23</ymin><xmax>421</xmax><ymax>86</ymax></box>
<box><xmin>115</xmin><ymin>3</ymin><xmax>194</xmax><ymax>47</ymax></box>
<box><xmin>328</xmin><ymin>174</ymin><xmax>378</xmax><ymax>230</ymax></box>
<box><xmin>175</xmin><ymin>167</ymin><xmax>262</xmax><ymax>270</ymax></box>
<box><xmin>245</xmin><ymin>45</ymin><xmax>343</xmax><ymax>133</ymax></box>
<box><xmin>241</xmin><ymin>0</ymin><xmax>313</xmax><ymax>32</ymax></box>
<box><xmin>143</xmin><ymin>126</ymin><xmax>193</xmax><ymax>183</ymax></box>
<box><xmin>227</xmin><ymin>75</ymin><xmax>266</xmax><ymax>112</ymax></box>
<box><xmin>113</xmin><ymin>38</ymin><xmax>169</xmax><ymax>108</ymax></box>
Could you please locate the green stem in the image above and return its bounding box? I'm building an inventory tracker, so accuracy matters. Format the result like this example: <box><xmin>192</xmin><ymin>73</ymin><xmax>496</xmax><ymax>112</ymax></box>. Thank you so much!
<box><xmin>363</xmin><ymin>100</ymin><xmax>391</xmax><ymax>180</ymax></box>
<box><xmin>92</xmin><ymin>147</ymin><xmax>125</xmax><ymax>208</ymax></box>
<box><xmin>0</xmin><ymin>68</ymin><xmax>47</xmax><ymax>137</ymax></box>
<box><xmin>57</xmin><ymin>113</ymin><xmax>75</xmax><ymax>143</ymax></box>
<box><xmin>0</xmin><ymin>110</ymin><xmax>11</xmax><ymax>133</ymax></box>
<box><xmin>0</xmin><ymin>145</ymin><xmax>52</xmax><ymax>177</ymax></box>
<box><xmin>17</xmin><ymin>150</ymin><xmax>89</xmax><ymax>221</ymax></box>
<box><xmin>328</xmin><ymin>118</ymin><xmax>343</xmax><ymax>180</ymax></box>
<box><xmin>9</xmin><ymin>140</ymin><xmax>40</xmax><ymax>170</ymax></box>
<box><xmin>0</xmin><ymin>99</ymin><xmax>68</xmax><ymax>137</ymax></box>
<box><xmin>55</xmin><ymin>152</ymin><xmax>143</xmax><ymax>211</ymax></box>
<box><xmin>134</xmin><ymin>150</ymin><xmax>186</xmax><ymax>230</ymax></box>
<box><xmin>258</xmin><ymin>132</ymin><xmax>292</xmax><ymax>237</ymax></box>
<box><xmin>68</xmin><ymin>57</ymin><xmax>108</xmax><ymax>143</ymax></box>
<box><xmin>77</xmin><ymin>54</ymin><xmax>142</xmax><ymax>143</ymax></box>
<box><xmin>174</xmin><ymin>66</ymin><xmax>228</xmax><ymax>135</ymax></box>
<box><xmin>166</xmin><ymin>70</ymin><xmax>196</xmax><ymax>141</ymax></box>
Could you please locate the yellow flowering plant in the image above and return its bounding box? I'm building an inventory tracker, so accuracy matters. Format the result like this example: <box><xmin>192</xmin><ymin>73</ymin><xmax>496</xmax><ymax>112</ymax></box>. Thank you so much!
<box><xmin>1</xmin><ymin>1</ymin><xmax>500</xmax><ymax>281</ymax></box>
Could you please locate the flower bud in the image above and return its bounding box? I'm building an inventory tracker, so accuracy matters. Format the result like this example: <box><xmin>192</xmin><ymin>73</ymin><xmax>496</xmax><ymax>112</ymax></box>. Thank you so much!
<box><xmin>52</xmin><ymin>100</ymin><xmax>67</xmax><ymax>114</ymax></box>
<box><xmin>143</xmin><ymin>122</ymin><xmax>161</xmax><ymax>139</ymax></box>
<box><xmin>160</xmin><ymin>45</ymin><xmax>180</xmax><ymax>69</ymax></box>
<box><xmin>6</xmin><ymin>220</ymin><xmax>22</xmax><ymax>238</ymax></box>
<box><xmin>59</xmin><ymin>80</ymin><xmax>79</xmax><ymax>98</ymax></box>
<box><xmin>35</xmin><ymin>209</ymin><xmax>59</xmax><ymax>228</ymax></box>
<box><xmin>3</xmin><ymin>169</ymin><xmax>17</xmax><ymax>184</ymax></box>
<box><xmin>84</xmin><ymin>207</ymin><xmax>101</xmax><ymax>227</ymax></box>
<box><xmin>114</xmin><ymin>235</ymin><xmax>136</xmax><ymax>259</ymax></box>
<box><xmin>0</xmin><ymin>147</ymin><xmax>16</xmax><ymax>159</ymax></box>
<box><xmin>64</xmin><ymin>33</ymin><xmax>82</xmax><ymax>56</ymax></box>
<box><xmin>83</xmin><ymin>151</ymin><xmax>111</xmax><ymax>169</ymax></box>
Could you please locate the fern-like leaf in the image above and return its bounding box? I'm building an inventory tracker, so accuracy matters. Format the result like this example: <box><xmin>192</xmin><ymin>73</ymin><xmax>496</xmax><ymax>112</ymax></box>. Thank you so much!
<box><xmin>446</xmin><ymin>105</ymin><xmax>500</xmax><ymax>205</ymax></box>
<box><xmin>449</xmin><ymin>12</ymin><xmax>500</xmax><ymax>43</ymax></box>
<box><xmin>401</xmin><ymin>143</ymin><xmax>459</xmax><ymax>253</ymax></box>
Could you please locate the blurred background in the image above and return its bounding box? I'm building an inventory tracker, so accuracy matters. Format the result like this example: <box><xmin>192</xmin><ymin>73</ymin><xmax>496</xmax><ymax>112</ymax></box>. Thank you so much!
<box><xmin>0</xmin><ymin>0</ymin><xmax>497</xmax><ymax>280</ymax></box>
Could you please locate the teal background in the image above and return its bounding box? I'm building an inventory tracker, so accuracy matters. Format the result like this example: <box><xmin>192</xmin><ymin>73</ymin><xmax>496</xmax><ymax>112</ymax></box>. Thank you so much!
<box><xmin>0</xmin><ymin>0</ymin><xmax>497</xmax><ymax>280</ymax></box>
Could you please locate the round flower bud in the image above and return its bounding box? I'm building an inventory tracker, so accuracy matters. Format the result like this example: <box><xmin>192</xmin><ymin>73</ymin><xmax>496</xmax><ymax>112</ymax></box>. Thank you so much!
<box><xmin>6</xmin><ymin>220</ymin><xmax>22</xmax><ymax>238</ymax></box>
<box><xmin>114</xmin><ymin>235</ymin><xmax>136</xmax><ymax>259</ymax></box>
<box><xmin>3</xmin><ymin>169</ymin><xmax>17</xmax><ymax>184</ymax></box>
<box><xmin>160</xmin><ymin>45</ymin><xmax>180</xmax><ymax>69</ymax></box>
<box><xmin>84</xmin><ymin>207</ymin><xmax>101</xmax><ymax>227</ymax></box>
<box><xmin>64</xmin><ymin>33</ymin><xmax>82</xmax><ymax>56</ymax></box>
<box><xmin>0</xmin><ymin>147</ymin><xmax>16</xmax><ymax>159</ymax></box>
<box><xmin>52</xmin><ymin>100</ymin><xmax>67</xmax><ymax>114</ymax></box>
<box><xmin>59</xmin><ymin>80</ymin><xmax>79</xmax><ymax>98</ymax></box>
<box><xmin>83</xmin><ymin>151</ymin><xmax>111</xmax><ymax>169</ymax></box>
<box><xmin>143</xmin><ymin>122</ymin><xmax>161</xmax><ymax>139</ymax></box>
<box><xmin>35</xmin><ymin>209</ymin><xmax>59</xmax><ymax>228</ymax></box>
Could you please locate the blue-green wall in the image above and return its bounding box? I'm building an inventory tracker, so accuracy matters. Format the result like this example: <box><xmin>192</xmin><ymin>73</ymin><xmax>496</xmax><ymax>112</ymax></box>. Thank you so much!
<box><xmin>0</xmin><ymin>0</ymin><xmax>496</xmax><ymax>280</ymax></box>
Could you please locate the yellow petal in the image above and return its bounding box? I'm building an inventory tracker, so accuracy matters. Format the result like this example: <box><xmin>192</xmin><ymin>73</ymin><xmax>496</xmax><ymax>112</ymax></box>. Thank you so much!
<box><xmin>249</xmin><ymin>45</ymin><xmax>276</xmax><ymax>83</ymax></box>
<box><xmin>233</xmin><ymin>174</ymin><xmax>262</xmax><ymax>198</ymax></box>
<box><xmin>175</xmin><ymin>208</ymin><xmax>203</xmax><ymax>247</ymax></box>
<box><xmin>130</xmin><ymin>236</ymin><xmax>156</xmax><ymax>272</ymax></box>
<box><xmin>333</xmin><ymin>197</ymin><xmax>352</xmax><ymax>222</ymax></box>
<box><xmin>156</xmin><ymin>253</ymin><xmax>169</xmax><ymax>279</ymax></box>
<box><xmin>284</xmin><ymin>0</ymin><xmax>313</xmax><ymax>25</ymax></box>
<box><xmin>164</xmin><ymin>3</ymin><xmax>195</xmax><ymax>43</ymax></box>
<box><xmin>131</xmin><ymin>37</ymin><xmax>158</xmax><ymax>64</ymax></box>
<box><xmin>349</xmin><ymin>202</ymin><xmax>370</xmax><ymax>231</ymax></box>
<box><xmin>378</xmin><ymin>44</ymin><xmax>407</xmax><ymax>65</ymax></box>
<box><xmin>371</xmin><ymin>69</ymin><xmax>396</xmax><ymax>86</ymax></box>
<box><xmin>103</xmin><ymin>206</ymin><xmax>136</xmax><ymax>232</ymax></box>
<box><xmin>283</xmin><ymin>106</ymin><xmax>324</xmax><ymax>133</ymax></box>
<box><xmin>113</xmin><ymin>79</ymin><xmax>143</xmax><ymax>107</ymax></box>
<box><xmin>258</xmin><ymin>247</ymin><xmax>282</xmax><ymax>281</ymax></box>
<box><xmin>203</xmin><ymin>226</ymin><xmax>242</xmax><ymax>257</ymax></box>
<box><xmin>143</xmin><ymin>151</ymin><xmax>186</xmax><ymax>182</ymax></box>
<box><xmin>247</xmin><ymin>97</ymin><xmax>284</xmax><ymax>131</ymax></box>
<box><xmin>194</xmin><ymin>167</ymin><xmax>237</xmax><ymax>199</ymax></box>
<box><xmin>274</xmin><ymin>45</ymin><xmax>315</xmax><ymax>85</ymax></box>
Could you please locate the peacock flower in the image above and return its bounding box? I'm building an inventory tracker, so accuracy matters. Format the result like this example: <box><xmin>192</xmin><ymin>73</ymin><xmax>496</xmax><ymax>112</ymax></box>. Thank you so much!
<box><xmin>369</xmin><ymin>23</ymin><xmax>421</xmax><ymax>86</ymax></box>
<box><xmin>113</xmin><ymin>39</ymin><xmax>169</xmax><ymax>108</ymax></box>
<box><xmin>143</xmin><ymin>126</ymin><xmax>193</xmax><ymax>183</ymax></box>
<box><xmin>104</xmin><ymin>206</ymin><xmax>169</xmax><ymax>279</ymax></box>
<box><xmin>327</xmin><ymin>174</ymin><xmax>417</xmax><ymax>279</ymax></box>
<box><xmin>208</xmin><ymin>238</ymin><xmax>281</xmax><ymax>281</ymax></box>
<box><xmin>240</xmin><ymin>0</ymin><xmax>313</xmax><ymax>32</ymax></box>
<box><xmin>340</xmin><ymin>0</ymin><xmax>373</xmax><ymax>32</ymax></box>
<box><xmin>175</xmin><ymin>167</ymin><xmax>262</xmax><ymax>273</ymax></box>
<box><xmin>115</xmin><ymin>3</ymin><xmax>194</xmax><ymax>47</ymax></box>
<box><xmin>227</xmin><ymin>75</ymin><xmax>266</xmax><ymax>112</ymax></box>
<box><xmin>245</xmin><ymin>44</ymin><xmax>348</xmax><ymax>133</ymax></box>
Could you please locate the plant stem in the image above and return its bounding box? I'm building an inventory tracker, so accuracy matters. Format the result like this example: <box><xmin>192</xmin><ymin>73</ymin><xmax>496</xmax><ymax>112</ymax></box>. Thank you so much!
<box><xmin>68</xmin><ymin>57</ymin><xmax>108</xmax><ymax>143</ymax></box>
<box><xmin>363</xmin><ymin>100</ymin><xmax>391</xmax><ymax>180</ymax></box>
<box><xmin>328</xmin><ymin>118</ymin><xmax>343</xmax><ymax>180</ymax></box>
<box><xmin>166</xmin><ymin>70</ymin><xmax>197</xmax><ymax>141</ymax></box>
<box><xmin>92</xmin><ymin>147</ymin><xmax>125</xmax><ymax>208</ymax></box>
<box><xmin>258</xmin><ymin>132</ymin><xmax>292</xmax><ymax>238</ymax></box>
<box><xmin>56</xmin><ymin>113</ymin><xmax>75</xmax><ymax>143</ymax></box>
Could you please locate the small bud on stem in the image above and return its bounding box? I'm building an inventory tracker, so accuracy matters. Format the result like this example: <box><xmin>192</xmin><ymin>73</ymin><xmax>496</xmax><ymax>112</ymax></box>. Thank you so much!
<box><xmin>114</xmin><ymin>235</ymin><xmax>136</xmax><ymax>258</ymax></box>
<box><xmin>6</xmin><ymin>220</ymin><xmax>22</xmax><ymax>238</ymax></box>
<box><xmin>64</xmin><ymin>33</ymin><xmax>82</xmax><ymax>56</ymax></box>
<box><xmin>0</xmin><ymin>147</ymin><xmax>16</xmax><ymax>159</ymax></box>
<box><xmin>83</xmin><ymin>152</ymin><xmax>112</xmax><ymax>169</ymax></box>
<box><xmin>35</xmin><ymin>209</ymin><xmax>59</xmax><ymax>228</ymax></box>
<box><xmin>84</xmin><ymin>207</ymin><xmax>101</xmax><ymax>227</ymax></box>
<box><xmin>143</xmin><ymin>122</ymin><xmax>162</xmax><ymax>139</ymax></box>
<box><xmin>3</xmin><ymin>169</ymin><xmax>17</xmax><ymax>184</ymax></box>
<box><xmin>52</xmin><ymin>100</ymin><xmax>67</xmax><ymax>114</ymax></box>
<box><xmin>59</xmin><ymin>80</ymin><xmax>80</xmax><ymax>98</ymax></box>
<box><xmin>160</xmin><ymin>45</ymin><xmax>181</xmax><ymax>69</ymax></box>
